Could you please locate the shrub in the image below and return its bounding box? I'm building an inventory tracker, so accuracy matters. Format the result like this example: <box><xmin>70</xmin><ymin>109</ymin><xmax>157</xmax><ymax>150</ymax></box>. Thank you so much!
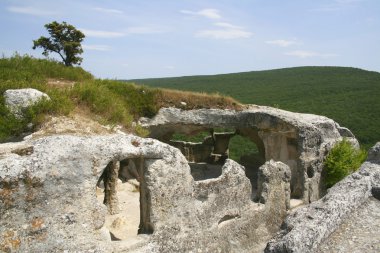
<box><xmin>324</xmin><ymin>139</ymin><xmax>367</xmax><ymax>188</ymax></box>
<box><xmin>0</xmin><ymin>105</ymin><xmax>25</xmax><ymax>141</ymax></box>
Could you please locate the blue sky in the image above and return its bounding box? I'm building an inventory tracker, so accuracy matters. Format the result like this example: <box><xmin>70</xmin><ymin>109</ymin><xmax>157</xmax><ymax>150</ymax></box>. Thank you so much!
<box><xmin>1</xmin><ymin>0</ymin><xmax>379</xmax><ymax>79</ymax></box>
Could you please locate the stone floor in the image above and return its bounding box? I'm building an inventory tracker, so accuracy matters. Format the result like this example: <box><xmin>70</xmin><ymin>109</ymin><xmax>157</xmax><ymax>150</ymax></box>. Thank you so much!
<box><xmin>96</xmin><ymin>179</ymin><xmax>140</xmax><ymax>241</ymax></box>
<box><xmin>316</xmin><ymin>197</ymin><xmax>380</xmax><ymax>253</ymax></box>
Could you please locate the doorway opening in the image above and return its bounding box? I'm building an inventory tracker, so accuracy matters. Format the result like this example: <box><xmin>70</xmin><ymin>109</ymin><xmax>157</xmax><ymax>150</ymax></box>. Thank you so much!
<box><xmin>229</xmin><ymin>129</ymin><xmax>266</xmax><ymax>200</ymax></box>
<box><xmin>96</xmin><ymin>157</ymin><xmax>152</xmax><ymax>241</ymax></box>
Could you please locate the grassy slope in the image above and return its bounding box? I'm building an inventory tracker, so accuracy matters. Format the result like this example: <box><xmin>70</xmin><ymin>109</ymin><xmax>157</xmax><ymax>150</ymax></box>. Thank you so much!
<box><xmin>0</xmin><ymin>55</ymin><xmax>240</xmax><ymax>142</ymax></box>
<box><xmin>131</xmin><ymin>67</ymin><xmax>380</xmax><ymax>149</ymax></box>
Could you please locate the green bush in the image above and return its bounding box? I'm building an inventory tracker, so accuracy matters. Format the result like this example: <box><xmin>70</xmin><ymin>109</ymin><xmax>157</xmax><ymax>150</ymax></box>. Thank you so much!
<box><xmin>0</xmin><ymin>94</ymin><xmax>72</xmax><ymax>142</ymax></box>
<box><xmin>0</xmin><ymin>104</ymin><xmax>24</xmax><ymax>141</ymax></box>
<box><xmin>324</xmin><ymin>139</ymin><xmax>367</xmax><ymax>188</ymax></box>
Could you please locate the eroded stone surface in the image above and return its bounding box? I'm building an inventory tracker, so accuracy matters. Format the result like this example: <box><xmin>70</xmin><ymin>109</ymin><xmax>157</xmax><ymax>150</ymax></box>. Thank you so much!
<box><xmin>257</xmin><ymin>160</ymin><xmax>291</xmax><ymax>209</ymax></box>
<box><xmin>4</xmin><ymin>88</ymin><xmax>50</xmax><ymax>117</ymax></box>
<box><xmin>140</xmin><ymin>106</ymin><xmax>358</xmax><ymax>202</ymax></box>
<box><xmin>264</xmin><ymin>148</ymin><xmax>380</xmax><ymax>253</ymax></box>
<box><xmin>316</xmin><ymin>197</ymin><xmax>380</xmax><ymax>253</ymax></box>
<box><xmin>0</xmin><ymin>134</ymin><xmax>291</xmax><ymax>253</ymax></box>
<box><xmin>368</xmin><ymin>142</ymin><xmax>380</xmax><ymax>164</ymax></box>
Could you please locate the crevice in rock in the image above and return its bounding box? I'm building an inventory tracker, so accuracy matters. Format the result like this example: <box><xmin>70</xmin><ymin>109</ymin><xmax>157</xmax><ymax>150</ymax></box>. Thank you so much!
<box><xmin>218</xmin><ymin>214</ymin><xmax>241</xmax><ymax>224</ymax></box>
<box><xmin>307</xmin><ymin>166</ymin><xmax>315</xmax><ymax>178</ymax></box>
<box><xmin>371</xmin><ymin>186</ymin><xmax>380</xmax><ymax>201</ymax></box>
<box><xmin>11</xmin><ymin>146</ymin><xmax>34</xmax><ymax>156</ymax></box>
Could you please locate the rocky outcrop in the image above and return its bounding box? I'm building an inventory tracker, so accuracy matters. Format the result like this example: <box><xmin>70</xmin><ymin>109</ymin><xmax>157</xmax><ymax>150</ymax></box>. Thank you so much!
<box><xmin>4</xmin><ymin>88</ymin><xmax>50</xmax><ymax>117</ymax></box>
<box><xmin>257</xmin><ymin>160</ymin><xmax>291</xmax><ymax>209</ymax></box>
<box><xmin>0</xmin><ymin>134</ymin><xmax>291</xmax><ymax>253</ymax></box>
<box><xmin>140</xmin><ymin>106</ymin><xmax>358</xmax><ymax>203</ymax></box>
<box><xmin>264</xmin><ymin>143</ymin><xmax>380</xmax><ymax>253</ymax></box>
<box><xmin>368</xmin><ymin>142</ymin><xmax>380</xmax><ymax>164</ymax></box>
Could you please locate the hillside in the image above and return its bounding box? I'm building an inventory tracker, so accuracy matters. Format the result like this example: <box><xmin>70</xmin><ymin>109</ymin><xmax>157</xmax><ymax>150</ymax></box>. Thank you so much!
<box><xmin>0</xmin><ymin>55</ymin><xmax>240</xmax><ymax>142</ymax></box>
<box><xmin>130</xmin><ymin>67</ymin><xmax>380</xmax><ymax>149</ymax></box>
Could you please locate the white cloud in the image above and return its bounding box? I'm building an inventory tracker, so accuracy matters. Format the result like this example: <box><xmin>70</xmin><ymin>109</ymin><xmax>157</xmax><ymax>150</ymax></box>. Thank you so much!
<box><xmin>266</xmin><ymin>39</ymin><xmax>299</xmax><ymax>47</ymax></box>
<box><xmin>80</xmin><ymin>29</ymin><xmax>125</xmax><ymax>38</ymax></box>
<box><xmin>93</xmin><ymin>7</ymin><xmax>123</xmax><ymax>14</ymax></box>
<box><xmin>126</xmin><ymin>26</ymin><xmax>168</xmax><ymax>35</ymax></box>
<box><xmin>214</xmin><ymin>22</ymin><xmax>243</xmax><ymax>30</ymax></box>
<box><xmin>181</xmin><ymin>9</ymin><xmax>221</xmax><ymax>19</ymax></box>
<box><xmin>164</xmin><ymin>65</ymin><xmax>175</xmax><ymax>70</ymax></box>
<box><xmin>195</xmin><ymin>22</ymin><xmax>252</xmax><ymax>40</ymax></box>
<box><xmin>196</xmin><ymin>29</ymin><xmax>251</xmax><ymax>40</ymax></box>
<box><xmin>82</xmin><ymin>45</ymin><xmax>111</xmax><ymax>51</ymax></box>
<box><xmin>284</xmin><ymin>50</ymin><xmax>338</xmax><ymax>58</ymax></box>
<box><xmin>81</xmin><ymin>26</ymin><xmax>167</xmax><ymax>38</ymax></box>
<box><xmin>7</xmin><ymin>6</ymin><xmax>57</xmax><ymax>16</ymax></box>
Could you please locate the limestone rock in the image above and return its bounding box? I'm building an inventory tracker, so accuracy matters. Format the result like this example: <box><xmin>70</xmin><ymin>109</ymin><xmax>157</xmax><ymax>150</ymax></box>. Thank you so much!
<box><xmin>4</xmin><ymin>88</ymin><xmax>50</xmax><ymax>117</ymax></box>
<box><xmin>0</xmin><ymin>134</ymin><xmax>291</xmax><ymax>253</ymax></box>
<box><xmin>264</xmin><ymin>144</ymin><xmax>380</xmax><ymax>253</ymax></box>
<box><xmin>367</xmin><ymin>142</ymin><xmax>380</xmax><ymax>164</ymax></box>
<box><xmin>140</xmin><ymin>106</ymin><xmax>358</xmax><ymax>202</ymax></box>
<box><xmin>257</xmin><ymin>160</ymin><xmax>291</xmax><ymax>209</ymax></box>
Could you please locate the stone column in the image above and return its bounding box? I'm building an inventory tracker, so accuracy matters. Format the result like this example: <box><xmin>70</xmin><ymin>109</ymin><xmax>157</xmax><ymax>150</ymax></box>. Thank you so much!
<box><xmin>103</xmin><ymin>160</ymin><xmax>120</xmax><ymax>215</ymax></box>
<box><xmin>137</xmin><ymin>157</ymin><xmax>153</xmax><ymax>234</ymax></box>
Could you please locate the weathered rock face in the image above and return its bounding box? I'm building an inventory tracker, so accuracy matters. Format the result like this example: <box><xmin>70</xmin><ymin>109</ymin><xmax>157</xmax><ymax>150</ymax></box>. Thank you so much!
<box><xmin>4</xmin><ymin>88</ymin><xmax>50</xmax><ymax>117</ymax></box>
<box><xmin>368</xmin><ymin>142</ymin><xmax>380</xmax><ymax>164</ymax></box>
<box><xmin>264</xmin><ymin>143</ymin><xmax>380</xmax><ymax>253</ymax></box>
<box><xmin>140</xmin><ymin>106</ymin><xmax>358</xmax><ymax>203</ymax></box>
<box><xmin>257</xmin><ymin>160</ymin><xmax>291</xmax><ymax>209</ymax></box>
<box><xmin>0</xmin><ymin>135</ymin><xmax>291</xmax><ymax>253</ymax></box>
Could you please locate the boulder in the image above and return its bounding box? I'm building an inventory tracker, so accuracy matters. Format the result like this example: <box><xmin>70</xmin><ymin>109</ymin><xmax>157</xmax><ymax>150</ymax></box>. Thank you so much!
<box><xmin>4</xmin><ymin>88</ymin><xmax>50</xmax><ymax>117</ymax></box>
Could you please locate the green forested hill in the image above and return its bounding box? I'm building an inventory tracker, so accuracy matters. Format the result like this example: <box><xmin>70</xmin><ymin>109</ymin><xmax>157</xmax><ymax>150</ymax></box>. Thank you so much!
<box><xmin>130</xmin><ymin>66</ymin><xmax>380</xmax><ymax>149</ymax></box>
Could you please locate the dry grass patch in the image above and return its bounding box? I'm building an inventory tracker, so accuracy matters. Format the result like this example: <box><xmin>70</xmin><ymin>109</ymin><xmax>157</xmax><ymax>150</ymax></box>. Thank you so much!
<box><xmin>29</xmin><ymin>110</ymin><xmax>113</xmax><ymax>139</ymax></box>
<box><xmin>46</xmin><ymin>78</ymin><xmax>75</xmax><ymax>89</ymax></box>
<box><xmin>155</xmin><ymin>88</ymin><xmax>243</xmax><ymax>110</ymax></box>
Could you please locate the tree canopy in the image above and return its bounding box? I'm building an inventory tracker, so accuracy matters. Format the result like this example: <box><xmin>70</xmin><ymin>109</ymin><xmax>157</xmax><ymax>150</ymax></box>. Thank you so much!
<box><xmin>33</xmin><ymin>21</ymin><xmax>85</xmax><ymax>66</ymax></box>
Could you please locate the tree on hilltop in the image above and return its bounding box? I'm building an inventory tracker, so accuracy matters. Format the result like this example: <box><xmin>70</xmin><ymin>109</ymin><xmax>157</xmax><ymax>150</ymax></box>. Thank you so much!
<box><xmin>33</xmin><ymin>21</ymin><xmax>85</xmax><ymax>66</ymax></box>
